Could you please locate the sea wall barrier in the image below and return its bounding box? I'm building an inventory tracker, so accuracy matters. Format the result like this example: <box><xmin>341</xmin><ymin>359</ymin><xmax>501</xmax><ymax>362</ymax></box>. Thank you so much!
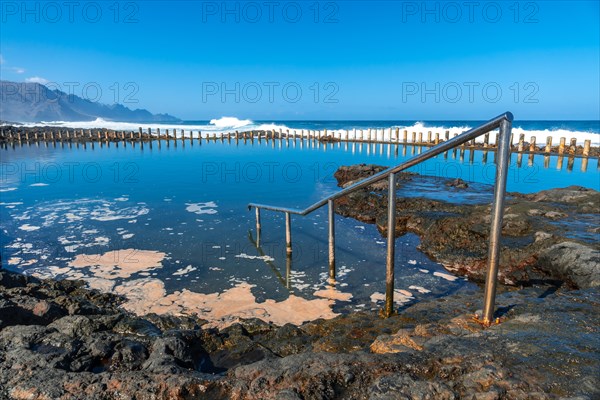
<box><xmin>0</xmin><ymin>126</ymin><xmax>598</xmax><ymax>159</ymax></box>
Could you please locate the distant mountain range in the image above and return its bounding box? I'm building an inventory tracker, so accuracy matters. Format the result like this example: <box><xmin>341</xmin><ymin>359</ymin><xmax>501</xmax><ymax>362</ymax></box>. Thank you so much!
<box><xmin>0</xmin><ymin>81</ymin><xmax>179</xmax><ymax>123</ymax></box>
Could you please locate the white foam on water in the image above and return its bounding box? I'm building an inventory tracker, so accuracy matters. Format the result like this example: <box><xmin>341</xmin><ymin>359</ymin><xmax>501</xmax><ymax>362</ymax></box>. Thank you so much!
<box><xmin>29</xmin><ymin>183</ymin><xmax>49</xmax><ymax>187</ymax></box>
<box><xmin>65</xmin><ymin>213</ymin><xmax>83</xmax><ymax>222</ymax></box>
<box><xmin>9</xmin><ymin>116</ymin><xmax>286</xmax><ymax>139</ymax></box>
<box><xmin>235</xmin><ymin>253</ymin><xmax>275</xmax><ymax>262</ymax></box>
<box><xmin>370</xmin><ymin>292</ymin><xmax>385</xmax><ymax>302</ymax></box>
<box><xmin>408</xmin><ymin>285</ymin><xmax>431</xmax><ymax>294</ymax></box>
<box><xmin>371</xmin><ymin>289</ymin><xmax>414</xmax><ymax>305</ymax></box>
<box><xmin>313</xmin><ymin>287</ymin><xmax>353</xmax><ymax>302</ymax></box>
<box><xmin>64</xmin><ymin>245</ymin><xmax>80</xmax><ymax>253</ymax></box>
<box><xmin>185</xmin><ymin>202</ymin><xmax>218</xmax><ymax>215</ymax></box>
<box><xmin>68</xmin><ymin>249</ymin><xmax>167</xmax><ymax>279</ymax></box>
<box><xmin>15</xmin><ymin>199</ymin><xmax>149</xmax><ymax>227</ymax></box>
<box><xmin>91</xmin><ymin>206</ymin><xmax>149</xmax><ymax>221</ymax></box>
<box><xmin>18</xmin><ymin>224</ymin><xmax>40</xmax><ymax>231</ymax></box>
<box><xmin>94</xmin><ymin>237</ymin><xmax>110</xmax><ymax>245</ymax></box>
<box><xmin>8</xmin><ymin>117</ymin><xmax>598</xmax><ymax>145</ymax></box>
<box><xmin>173</xmin><ymin>265</ymin><xmax>197</xmax><ymax>276</ymax></box>
<box><xmin>15</xmin><ymin>259</ymin><xmax>39</xmax><ymax>267</ymax></box>
<box><xmin>321</xmin><ymin>123</ymin><xmax>600</xmax><ymax>146</ymax></box>
<box><xmin>433</xmin><ymin>271</ymin><xmax>458</xmax><ymax>281</ymax></box>
<box><xmin>292</xmin><ymin>283</ymin><xmax>311</xmax><ymax>291</ymax></box>
<box><xmin>210</xmin><ymin>116</ymin><xmax>252</xmax><ymax>129</ymax></box>
<box><xmin>114</xmin><ymin>280</ymin><xmax>340</xmax><ymax>329</ymax></box>
<box><xmin>0</xmin><ymin>202</ymin><xmax>23</xmax><ymax>208</ymax></box>
<box><xmin>8</xmin><ymin>257</ymin><xmax>22</xmax><ymax>265</ymax></box>
<box><xmin>510</xmin><ymin>127</ymin><xmax>600</xmax><ymax>147</ymax></box>
<box><xmin>336</xmin><ymin>265</ymin><xmax>353</xmax><ymax>278</ymax></box>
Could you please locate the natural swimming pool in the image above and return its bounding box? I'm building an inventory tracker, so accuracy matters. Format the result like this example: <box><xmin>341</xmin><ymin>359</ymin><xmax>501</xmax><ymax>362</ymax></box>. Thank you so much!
<box><xmin>1</xmin><ymin>139</ymin><xmax>598</xmax><ymax>327</ymax></box>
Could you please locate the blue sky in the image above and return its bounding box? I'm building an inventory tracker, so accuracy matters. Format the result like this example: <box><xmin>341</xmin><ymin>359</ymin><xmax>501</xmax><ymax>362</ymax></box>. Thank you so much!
<box><xmin>1</xmin><ymin>0</ymin><xmax>599</xmax><ymax>120</ymax></box>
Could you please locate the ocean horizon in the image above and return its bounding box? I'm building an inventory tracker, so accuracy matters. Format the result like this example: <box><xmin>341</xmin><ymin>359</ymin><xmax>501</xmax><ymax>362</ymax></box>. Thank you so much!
<box><xmin>7</xmin><ymin>117</ymin><xmax>600</xmax><ymax>144</ymax></box>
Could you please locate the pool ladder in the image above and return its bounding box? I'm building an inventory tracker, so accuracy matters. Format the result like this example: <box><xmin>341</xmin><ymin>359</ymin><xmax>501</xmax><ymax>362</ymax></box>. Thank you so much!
<box><xmin>249</xmin><ymin>112</ymin><xmax>514</xmax><ymax>325</ymax></box>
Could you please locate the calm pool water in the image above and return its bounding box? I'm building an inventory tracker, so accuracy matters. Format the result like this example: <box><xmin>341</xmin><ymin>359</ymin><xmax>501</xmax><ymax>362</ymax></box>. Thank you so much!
<box><xmin>1</xmin><ymin>139</ymin><xmax>598</xmax><ymax>324</ymax></box>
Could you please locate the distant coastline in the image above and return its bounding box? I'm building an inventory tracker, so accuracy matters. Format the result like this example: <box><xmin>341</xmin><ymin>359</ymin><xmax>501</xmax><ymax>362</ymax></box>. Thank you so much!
<box><xmin>0</xmin><ymin>81</ymin><xmax>180</xmax><ymax>124</ymax></box>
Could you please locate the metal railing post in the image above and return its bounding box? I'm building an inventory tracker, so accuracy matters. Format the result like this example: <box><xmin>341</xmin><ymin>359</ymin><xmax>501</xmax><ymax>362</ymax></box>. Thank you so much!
<box><xmin>328</xmin><ymin>199</ymin><xmax>335</xmax><ymax>280</ymax></box>
<box><xmin>286</xmin><ymin>253</ymin><xmax>292</xmax><ymax>289</ymax></box>
<box><xmin>482</xmin><ymin>118</ymin><xmax>512</xmax><ymax>324</ymax></box>
<box><xmin>285</xmin><ymin>212</ymin><xmax>292</xmax><ymax>254</ymax></box>
<box><xmin>255</xmin><ymin>208</ymin><xmax>262</xmax><ymax>247</ymax></box>
<box><xmin>248</xmin><ymin>113</ymin><xmax>513</xmax><ymax>323</ymax></box>
<box><xmin>384</xmin><ymin>173</ymin><xmax>397</xmax><ymax>317</ymax></box>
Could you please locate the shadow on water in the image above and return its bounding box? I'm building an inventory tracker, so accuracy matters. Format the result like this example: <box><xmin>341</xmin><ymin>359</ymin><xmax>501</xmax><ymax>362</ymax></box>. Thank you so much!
<box><xmin>247</xmin><ymin>230</ymin><xmax>290</xmax><ymax>290</ymax></box>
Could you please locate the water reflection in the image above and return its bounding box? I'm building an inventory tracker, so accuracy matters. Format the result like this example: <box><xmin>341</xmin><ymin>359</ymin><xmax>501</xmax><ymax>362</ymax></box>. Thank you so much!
<box><xmin>248</xmin><ymin>230</ymin><xmax>289</xmax><ymax>290</ymax></box>
<box><xmin>2</xmin><ymin>139</ymin><xmax>598</xmax><ymax>191</ymax></box>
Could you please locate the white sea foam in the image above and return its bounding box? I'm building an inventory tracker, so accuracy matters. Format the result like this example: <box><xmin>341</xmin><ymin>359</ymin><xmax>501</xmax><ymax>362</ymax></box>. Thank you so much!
<box><xmin>235</xmin><ymin>253</ymin><xmax>275</xmax><ymax>262</ymax></box>
<box><xmin>173</xmin><ymin>265</ymin><xmax>197</xmax><ymax>276</ymax></box>
<box><xmin>513</xmin><ymin>127</ymin><xmax>600</xmax><ymax>147</ymax></box>
<box><xmin>18</xmin><ymin>224</ymin><xmax>40</xmax><ymax>231</ymax></box>
<box><xmin>186</xmin><ymin>202</ymin><xmax>218</xmax><ymax>215</ymax></box>
<box><xmin>8</xmin><ymin>117</ymin><xmax>289</xmax><ymax>139</ymax></box>
<box><xmin>408</xmin><ymin>285</ymin><xmax>431</xmax><ymax>294</ymax></box>
<box><xmin>209</xmin><ymin>116</ymin><xmax>252</xmax><ymax>129</ymax></box>
<box><xmin>9</xmin><ymin>117</ymin><xmax>597</xmax><ymax>145</ymax></box>
<box><xmin>434</xmin><ymin>271</ymin><xmax>458</xmax><ymax>281</ymax></box>
<box><xmin>90</xmin><ymin>206</ymin><xmax>149</xmax><ymax>221</ymax></box>
<box><xmin>0</xmin><ymin>202</ymin><xmax>23</xmax><ymax>208</ymax></box>
<box><xmin>370</xmin><ymin>290</ymin><xmax>413</xmax><ymax>304</ymax></box>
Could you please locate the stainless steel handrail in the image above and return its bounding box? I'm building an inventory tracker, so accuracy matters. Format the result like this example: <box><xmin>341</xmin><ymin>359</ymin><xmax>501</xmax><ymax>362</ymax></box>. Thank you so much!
<box><xmin>249</xmin><ymin>112</ymin><xmax>514</xmax><ymax>325</ymax></box>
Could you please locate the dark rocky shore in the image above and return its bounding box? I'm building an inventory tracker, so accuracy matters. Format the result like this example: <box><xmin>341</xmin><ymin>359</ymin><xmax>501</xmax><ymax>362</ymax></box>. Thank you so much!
<box><xmin>1</xmin><ymin>164</ymin><xmax>599</xmax><ymax>399</ymax></box>
<box><xmin>334</xmin><ymin>164</ymin><xmax>600</xmax><ymax>289</ymax></box>
<box><xmin>1</xmin><ymin>268</ymin><xmax>599</xmax><ymax>399</ymax></box>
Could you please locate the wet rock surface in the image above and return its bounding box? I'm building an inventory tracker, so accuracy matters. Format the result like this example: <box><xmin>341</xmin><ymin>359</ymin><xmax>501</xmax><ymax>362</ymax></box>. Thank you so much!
<box><xmin>333</xmin><ymin>164</ymin><xmax>600</xmax><ymax>288</ymax></box>
<box><xmin>0</xmin><ymin>267</ymin><xmax>599</xmax><ymax>399</ymax></box>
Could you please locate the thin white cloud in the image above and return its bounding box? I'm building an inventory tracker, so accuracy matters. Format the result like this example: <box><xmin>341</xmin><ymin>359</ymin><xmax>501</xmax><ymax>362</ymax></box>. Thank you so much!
<box><xmin>0</xmin><ymin>55</ymin><xmax>25</xmax><ymax>73</ymax></box>
<box><xmin>25</xmin><ymin>76</ymin><xmax>49</xmax><ymax>85</ymax></box>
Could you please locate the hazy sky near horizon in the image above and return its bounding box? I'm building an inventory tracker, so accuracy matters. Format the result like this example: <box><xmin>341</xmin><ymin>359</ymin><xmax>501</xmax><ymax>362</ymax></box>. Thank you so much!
<box><xmin>1</xmin><ymin>0</ymin><xmax>599</xmax><ymax>120</ymax></box>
